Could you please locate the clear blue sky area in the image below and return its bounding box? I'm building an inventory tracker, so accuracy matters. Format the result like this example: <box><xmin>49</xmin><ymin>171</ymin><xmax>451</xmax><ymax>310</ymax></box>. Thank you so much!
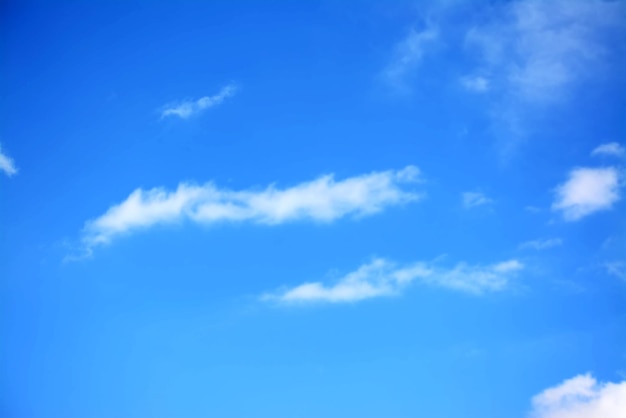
<box><xmin>1</xmin><ymin>1</ymin><xmax>625</xmax><ymax>417</ymax></box>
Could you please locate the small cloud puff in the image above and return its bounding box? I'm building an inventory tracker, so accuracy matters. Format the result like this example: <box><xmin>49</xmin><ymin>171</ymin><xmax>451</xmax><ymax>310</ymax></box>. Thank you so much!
<box><xmin>0</xmin><ymin>144</ymin><xmax>18</xmax><ymax>177</ymax></box>
<box><xmin>529</xmin><ymin>373</ymin><xmax>626</xmax><ymax>418</ymax></box>
<box><xmin>552</xmin><ymin>167</ymin><xmax>621</xmax><ymax>221</ymax></box>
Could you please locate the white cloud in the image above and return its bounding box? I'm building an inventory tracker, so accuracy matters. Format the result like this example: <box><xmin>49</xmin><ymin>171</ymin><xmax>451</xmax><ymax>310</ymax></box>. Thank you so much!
<box><xmin>461</xmin><ymin>75</ymin><xmax>490</xmax><ymax>92</ymax></box>
<box><xmin>552</xmin><ymin>167</ymin><xmax>621</xmax><ymax>221</ymax></box>
<box><xmin>519</xmin><ymin>238</ymin><xmax>563</xmax><ymax>250</ymax></box>
<box><xmin>604</xmin><ymin>261</ymin><xmax>626</xmax><ymax>281</ymax></box>
<box><xmin>80</xmin><ymin>166</ymin><xmax>422</xmax><ymax>254</ymax></box>
<box><xmin>384</xmin><ymin>26</ymin><xmax>438</xmax><ymax>89</ymax></box>
<box><xmin>0</xmin><ymin>144</ymin><xmax>18</xmax><ymax>177</ymax></box>
<box><xmin>591</xmin><ymin>142</ymin><xmax>625</xmax><ymax>158</ymax></box>
<box><xmin>263</xmin><ymin>257</ymin><xmax>523</xmax><ymax>304</ymax></box>
<box><xmin>529</xmin><ymin>373</ymin><xmax>626</xmax><ymax>418</ymax></box>
<box><xmin>459</xmin><ymin>0</ymin><xmax>626</xmax><ymax>153</ymax></box>
<box><xmin>467</xmin><ymin>0</ymin><xmax>625</xmax><ymax>102</ymax></box>
<box><xmin>462</xmin><ymin>192</ymin><xmax>493</xmax><ymax>208</ymax></box>
<box><xmin>161</xmin><ymin>84</ymin><xmax>237</xmax><ymax>119</ymax></box>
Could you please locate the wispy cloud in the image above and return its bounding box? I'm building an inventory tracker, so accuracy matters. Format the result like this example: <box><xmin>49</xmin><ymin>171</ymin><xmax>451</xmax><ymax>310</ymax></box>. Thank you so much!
<box><xmin>383</xmin><ymin>25</ymin><xmax>438</xmax><ymax>90</ymax></box>
<box><xmin>263</xmin><ymin>257</ymin><xmax>523</xmax><ymax>304</ymax></box>
<box><xmin>460</xmin><ymin>75</ymin><xmax>489</xmax><ymax>93</ymax></box>
<box><xmin>467</xmin><ymin>0</ymin><xmax>625</xmax><ymax>103</ymax></box>
<box><xmin>552</xmin><ymin>167</ymin><xmax>621</xmax><ymax>221</ymax></box>
<box><xmin>519</xmin><ymin>238</ymin><xmax>563</xmax><ymax>250</ymax></box>
<box><xmin>77</xmin><ymin>166</ymin><xmax>422</xmax><ymax>256</ymax></box>
<box><xmin>381</xmin><ymin>1</ymin><xmax>624</xmax><ymax>152</ymax></box>
<box><xmin>591</xmin><ymin>142</ymin><xmax>625</xmax><ymax>158</ymax></box>
<box><xmin>161</xmin><ymin>84</ymin><xmax>237</xmax><ymax>119</ymax></box>
<box><xmin>461</xmin><ymin>0</ymin><xmax>625</xmax><ymax>154</ymax></box>
<box><xmin>0</xmin><ymin>144</ymin><xmax>18</xmax><ymax>177</ymax></box>
<box><xmin>604</xmin><ymin>261</ymin><xmax>626</xmax><ymax>281</ymax></box>
<box><xmin>529</xmin><ymin>373</ymin><xmax>626</xmax><ymax>418</ymax></box>
<box><xmin>462</xmin><ymin>192</ymin><xmax>493</xmax><ymax>209</ymax></box>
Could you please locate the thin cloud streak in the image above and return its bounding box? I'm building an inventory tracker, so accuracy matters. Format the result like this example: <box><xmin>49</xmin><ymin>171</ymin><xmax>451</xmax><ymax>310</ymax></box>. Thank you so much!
<box><xmin>161</xmin><ymin>84</ymin><xmax>237</xmax><ymax>119</ymax></box>
<box><xmin>263</xmin><ymin>258</ymin><xmax>523</xmax><ymax>304</ymax></box>
<box><xmin>519</xmin><ymin>238</ymin><xmax>563</xmax><ymax>250</ymax></box>
<box><xmin>462</xmin><ymin>192</ymin><xmax>493</xmax><ymax>208</ymax></box>
<box><xmin>78</xmin><ymin>166</ymin><xmax>422</xmax><ymax>256</ymax></box>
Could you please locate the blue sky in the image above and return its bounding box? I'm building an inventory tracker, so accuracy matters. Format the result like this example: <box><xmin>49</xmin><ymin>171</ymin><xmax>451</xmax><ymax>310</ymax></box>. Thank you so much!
<box><xmin>1</xmin><ymin>0</ymin><xmax>626</xmax><ymax>417</ymax></box>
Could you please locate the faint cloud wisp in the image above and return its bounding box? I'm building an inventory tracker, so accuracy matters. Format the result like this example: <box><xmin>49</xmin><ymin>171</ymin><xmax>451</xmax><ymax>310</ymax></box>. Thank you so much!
<box><xmin>467</xmin><ymin>0</ymin><xmax>625</xmax><ymax>103</ymax></box>
<box><xmin>591</xmin><ymin>142</ymin><xmax>625</xmax><ymax>158</ymax></box>
<box><xmin>263</xmin><ymin>257</ymin><xmax>523</xmax><ymax>304</ymax></box>
<box><xmin>383</xmin><ymin>25</ymin><xmax>438</xmax><ymax>91</ymax></box>
<box><xmin>161</xmin><ymin>84</ymin><xmax>237</xmax><ymax>119</ymax></box>
<box><xmin>519</xmin><ymin>238</ymin><xmax>563</xmax><ymax>250</ymax></box>
<box><xmin>462</xmin><ymin>191</ymin><xmax>493</xmax><ymax>209</ymax></box>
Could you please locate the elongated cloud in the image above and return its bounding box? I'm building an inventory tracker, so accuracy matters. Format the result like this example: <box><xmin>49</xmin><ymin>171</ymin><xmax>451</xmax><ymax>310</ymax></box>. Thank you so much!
<box><xmin>519</xmin><ymin>238</ymin><xmax>563</xmax><ymax>250</ymax></box>
<box><xmin>462</xmin><ymin>192</ymin><xmax>493</xmax><ymax>209</ymax></box>
<box><xmin>161</xmin><ymin>84</ymin><xmax>236</xmax><ymax>119</ymax></box>
<box><xmin>80</xmin><ymin>166</ymin><xmax>422</xmax><ymax>253</ymax></box>
<box><xmin>591</xmin><ymin>142</ymin><xmax>625</xmax><ymax>158</ymax></box>
<box><xmin>0</xmin><ymin>144</ymin><xmax>18</xmax><ymax>177</ymax></box>
<box><xmin>552</xmin><ymin>167</ymin><xmax>621</xmax><ymax>221</ymax></box>
<box><xmin>263</xmin><ymin>257</ymin><xmax>523</xmax><ymax>304</ymax></box>
<box><xmin>529</xmin><ymin>373</ymin><xmax>626</xmax><ymax>418</ymax></box>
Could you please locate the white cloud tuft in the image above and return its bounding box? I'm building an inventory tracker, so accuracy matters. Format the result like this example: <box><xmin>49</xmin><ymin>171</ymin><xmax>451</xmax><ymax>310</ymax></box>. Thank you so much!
<box><xmin>0</xmin><ymin>144</ymin><xmax>18</xmax><ymax>177</ymax></box>
<box><xmin>80</xmin><ymin>166</ymin><xmax>422</xmax><ymax>254</ymax></box>
<box><xmin>591</xmin><ymin>142</ymin><xmax>625</xmax><ymax>158</ymax></box>
<box><xmin>161</xmin><ymin>84</ymin><xmax>237</xmax><ymax>119</ymax></box>
<box><xmin>519</xmin><ymin>238</ymin><xmax>563</xmax><ymax>250</ymax></box>
<box><xmin>529</xmin><ymin>373</ymin><xmax>626</xmax><ymax>418</ymax></box>
<box><xmin>461</xmin><ymin>75</ymin><xmax>490</xmax><ymax>92</ymax></box>
<box><xmin>462</xmin><ymin>192</ymin><xmax>493</xmax><ymax>208</ymax></box>
<box><xmin>384</xmin><ymin>26</ymin><xmax>439</xmax><ymax>89</ymax></box>
<box><xmin>552</xmin><ymin>167</ymin><xmax>621</xmax><ymax>221</ymax></box>
<box><xmin>263</xmin><ymin>257</ymin><xmax>523</xmax><ymax>304</ymax></box>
